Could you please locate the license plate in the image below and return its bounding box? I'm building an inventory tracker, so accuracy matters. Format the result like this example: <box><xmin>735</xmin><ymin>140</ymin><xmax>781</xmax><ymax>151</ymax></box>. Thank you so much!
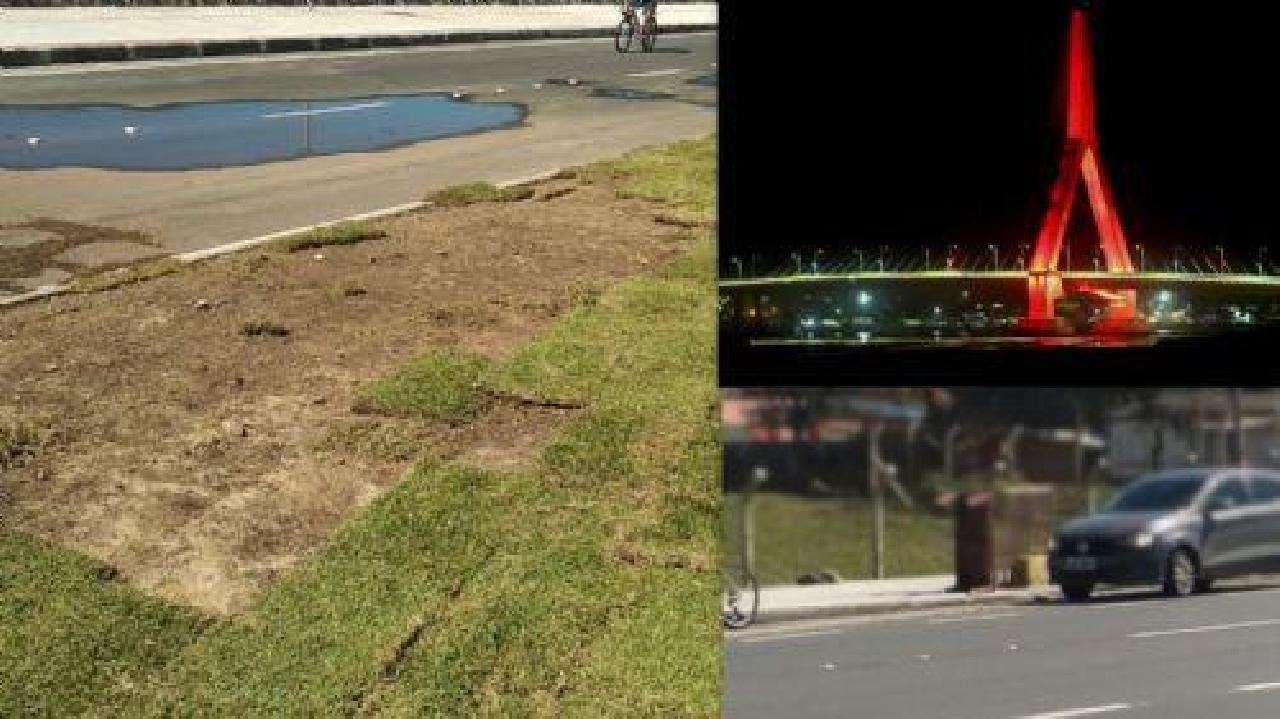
<box><xmin>1061</xmin><ymin>556</ymin><xmax>1097</xmax><ymax>571</ymax></box>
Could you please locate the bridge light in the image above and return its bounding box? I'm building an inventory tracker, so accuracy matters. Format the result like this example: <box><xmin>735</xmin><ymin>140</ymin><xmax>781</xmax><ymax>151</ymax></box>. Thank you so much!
<box><xmin>1157</xmin><ymin>290</ymin><xmax>1173</xmax><ymax>304</ymax></box>
<box><xmin>857</xmin><ymin>290</ymin><xmax>873</xmax><ymax>307</ymax></box>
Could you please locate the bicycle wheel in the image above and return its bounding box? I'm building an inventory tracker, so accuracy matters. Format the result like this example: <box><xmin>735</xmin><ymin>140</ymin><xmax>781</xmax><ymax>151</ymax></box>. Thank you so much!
<box><xmin>640</xmin><ymin>17</ymin><xmax>657</xmax><ymax>53</ymax></box>
<box><xmin>722</xmin><ymin>568</ymin><xmax>759</xmax><ymax>630</ymax></box>
<box><xmin>614</xmin><ymin>18</ymin><xmax>635</xmax><ymax>53</ymax></box>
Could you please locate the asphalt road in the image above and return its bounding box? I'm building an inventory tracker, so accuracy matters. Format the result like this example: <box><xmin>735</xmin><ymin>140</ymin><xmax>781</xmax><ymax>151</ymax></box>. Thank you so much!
<box><xmin>0</xmin><ymin>34</ymin><xmax>715</xmax><ymax>289</ymax></box>
<box><xmin>727</xmin><ymin>583</ymin><xmax>1280</xmax><ymax>719</ymax></box>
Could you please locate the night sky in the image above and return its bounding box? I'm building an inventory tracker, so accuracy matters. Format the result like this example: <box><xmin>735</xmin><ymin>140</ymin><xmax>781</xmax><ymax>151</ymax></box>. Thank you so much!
<box><xmin>721</xmin><ymin>0</ymin><xmax>1279</xmax><ymax>270</ymax></box>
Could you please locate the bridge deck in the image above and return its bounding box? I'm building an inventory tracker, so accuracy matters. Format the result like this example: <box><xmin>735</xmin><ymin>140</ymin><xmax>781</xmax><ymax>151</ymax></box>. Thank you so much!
<box><xmin>719</xmin><ymin>271</ymin><xmax>1280</xmax><ymax>288</ymax></box>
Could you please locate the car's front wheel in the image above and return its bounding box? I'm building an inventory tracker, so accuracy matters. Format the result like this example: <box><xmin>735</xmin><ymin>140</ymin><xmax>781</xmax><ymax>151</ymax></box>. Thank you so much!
<box><xmin>1163</xmin><ymin>548</ymin><xmax>1198</xmax><ymax>598</ymax></box>
<box><xmin>1062</xmin><ymin>582</ymin><xmax>1094</xmax><ymax>602</ymax></box>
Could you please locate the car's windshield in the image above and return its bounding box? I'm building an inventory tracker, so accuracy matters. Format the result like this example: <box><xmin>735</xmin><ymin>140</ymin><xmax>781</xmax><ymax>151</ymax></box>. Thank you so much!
<box><xmin>1106</xmin><ymin>475</ymin><xmax>1207</xmax><ymax>512</ymax></box>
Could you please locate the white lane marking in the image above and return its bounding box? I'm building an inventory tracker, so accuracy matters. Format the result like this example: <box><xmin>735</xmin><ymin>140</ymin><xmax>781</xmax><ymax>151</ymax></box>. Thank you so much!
<box><xmin>1128</xmin><ymin>618</ymin><xmax>1280</xmax><ymax>639</ymax></box>
<box><xmin>260</xmin><ymin>101</ymin><xmax>387</xmax><ymax>119</ymax></box>
<box><xmin>625</xmin><ymin>68</ymin><xmax>684</xmax><ymax>77</ymax></box>
<box><xmin>1073</xmin><ymin>601</ymin><xmax>1151</xmax><ymax>610</ymax></box>
<box><xmin>2</xmin><ymin>168</ymin><xmax>566</xmax><ymax>308</ymax></box>
<box><xmin>174</xmin><ymin>200</ymin><xmax>426</xmax><ymax>263</ymax></box>
<box><xmin>1018</xmin><ymin>703</ymin><xmax>1133</xmax><ymax>719</ymax></box>
<box><xmin>1235</xmin><ymin>682</ymin><xmax>1280</xmax><ymax>692</ymax></box>
<box><xmin>928</xmin><ymin>612</ymin><xmax>1022</xmax><ymax>624</ymax></box>
<box><xmin>737</xmin><ymin>628</ymin><xmax>844</xmax><ymax>644</ymax></box>
<box><xmin>175</xmin><ymin>168</ymin><xmax>558</xmax><ymax>264</ymax></box>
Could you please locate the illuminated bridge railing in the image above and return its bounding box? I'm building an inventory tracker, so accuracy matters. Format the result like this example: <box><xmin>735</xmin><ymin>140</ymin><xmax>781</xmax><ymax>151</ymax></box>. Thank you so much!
<box><xmin>719</xmin><ymin>271</ymin><xmax>1280</xmax><ymax>288</ymax></box>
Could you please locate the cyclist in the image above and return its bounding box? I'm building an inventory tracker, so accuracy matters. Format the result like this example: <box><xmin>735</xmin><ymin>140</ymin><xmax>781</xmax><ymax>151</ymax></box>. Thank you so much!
<box><xmin>627</xmin><ymin>0</ymin><xmax>657</xmax><ymax>32</ymax></box>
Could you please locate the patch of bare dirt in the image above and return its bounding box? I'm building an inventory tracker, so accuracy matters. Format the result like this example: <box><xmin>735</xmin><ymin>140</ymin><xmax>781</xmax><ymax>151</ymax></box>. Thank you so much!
<box><xmin>0</xmin><ymin>177</ymin><xmax>692</xmax><ymax>614</ymax></box>
<box><xmin>0</xmin><ymin>219</ymin><xmax>163</xmax><ymax>284</ymax></box>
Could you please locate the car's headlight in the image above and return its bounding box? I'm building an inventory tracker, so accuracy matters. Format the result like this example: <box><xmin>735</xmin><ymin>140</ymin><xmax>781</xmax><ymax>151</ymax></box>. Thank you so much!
<box><xmin>1131</xmin><ymin>532</ymin><xmax>1156</xmax><ymax>548</ymax></box>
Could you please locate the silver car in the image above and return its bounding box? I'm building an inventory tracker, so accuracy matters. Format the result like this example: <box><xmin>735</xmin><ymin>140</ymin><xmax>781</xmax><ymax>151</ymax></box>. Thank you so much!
<box><xmin>1049</xmin><ymin>468</ymin><xmax>1280</xmax><ymax>601</ymax></box>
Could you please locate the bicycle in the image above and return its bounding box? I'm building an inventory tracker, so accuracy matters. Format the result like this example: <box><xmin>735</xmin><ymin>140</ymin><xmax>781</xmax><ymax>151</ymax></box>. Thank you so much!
<box><xmin>615</xmin><ymin>0</ymin><xmax>658</xmax><ymax>54</ymax></box>
<box><xmin>722</xmin><ymin>562</ymin><xmax>759</xmax><ymax>630</ymax></box>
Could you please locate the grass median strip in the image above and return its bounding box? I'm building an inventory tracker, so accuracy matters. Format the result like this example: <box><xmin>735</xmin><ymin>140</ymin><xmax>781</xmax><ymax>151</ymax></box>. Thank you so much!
<box><xmin>373</xmin><ymin>236</ymin><xmax>718</xmax><ymax>717</ymax></box>
<box><xmin>2</xmin><ymin>134</ymin><xmax>718</xmax><ymax>716</ymax></box>
<box><xmin>134</xmin><ymin>462</ymin><xmax>528</xmax><ymax>715</ymax></box>
<box><xmin>0</xmin><ymin>530</ymin><xmax>209</xmax><ymax>716</ymax></box>
<box><xmin>427</xmin><ymin>182</ymin><xmax>536</xmax><ymax>208</ymax></box>
<box><xmin>273</xmin><ymin>222</ymin><xmax>387</xmax><ymax>253</ymax></box>
<box><xmin>357</xmin><ymin>349</ymin><xmax>491</xmax><ymax>425</ymax></box>
<box><xmin>135</xmin><ymin>226</ymin><xmax>717</xmax><ymax>716</ymax></box>
<box><xmin>730</xmin><ymin>493</ymin><xmax>954</xmax><ymax>584</ymax></box>
<box><xmin>70</xmin><ymin>256</ymin><xmax>185</xmax><ymax>294</ymax></box>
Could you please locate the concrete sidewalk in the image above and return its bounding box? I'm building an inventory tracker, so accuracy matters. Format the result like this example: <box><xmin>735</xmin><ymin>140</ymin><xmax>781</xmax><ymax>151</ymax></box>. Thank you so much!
<box><xmin>757</xmin><ymin>575</ymin><xmax>1057</xmax><ymax>624</ymax></box>
<box><xmin>0</xmin><ymin>4</ymin><xmax>717</xmax><ymax>66</ymax></box>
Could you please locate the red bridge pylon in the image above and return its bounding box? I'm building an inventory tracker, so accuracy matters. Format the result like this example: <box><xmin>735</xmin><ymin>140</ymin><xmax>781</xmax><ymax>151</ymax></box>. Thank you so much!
<box><xmin>1021</xmin><ymin>2</ymin><xmax>1147</xmax><ymax>334</ymax></box>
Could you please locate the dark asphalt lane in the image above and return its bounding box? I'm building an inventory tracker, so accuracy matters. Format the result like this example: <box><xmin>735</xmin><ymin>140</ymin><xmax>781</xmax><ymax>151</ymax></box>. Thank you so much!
<box><xmin>0</xmin><ymin>34</ymin><xmax>715</xmax><ymax>291</ymax></box>
<box><xmin>726</xmin><ymin>584</ymin><xmax>1280</xmax><ymax>719</ymax></box>
<box><xmin>0</xmin><ymin>34</ymin><xmax>716</xmax><ymax>106</ymax></box>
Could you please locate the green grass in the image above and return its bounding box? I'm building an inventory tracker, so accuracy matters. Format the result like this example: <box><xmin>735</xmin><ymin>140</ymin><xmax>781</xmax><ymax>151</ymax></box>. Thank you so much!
<box><xmin>426</xmin><ymin>182</ymin><xmax>536</xmax><ymax>207</ymax></box>
<box><xmin>374</xmin><ymin>235</ymin><xmax>718</xmax><ymax>717</ymax></box>
<box><xmin>134</xmin><ymin>462</ymin><xmax>529</xmax><ymax>716</ymax></box>
<box><xmin>133</xmin><ymin>230</ymin><xmax>717</xmax><ymax>717</ymax></box>
<box><xmin>733</xmin><ymin>480</ymin><xmax>1117</xmax><ymax>586</ymax></box>
<box><xmin>580</xmin><ymin>137</ymin><xmax>716</xmax><ymax>219</ymax></box>
<box><xmin>2</xmin><ymin>134</ymin><xmax>718</xmax><ymax>717</ymax></box>
<box><xmin>0</xmin><ymin>530</ymin><xmax>208</xmax><ymax>716</ymax></box>
<box><xmin>358</xmin><ymin>349</ymin><xmax>491</xmax><ymax>425</ymax></box>
<box><xmin>273</xmin><ymin>222</ymin><xmax>387</xmax><ymax>253</ymax></box>
<box><xmin>728</xmin><ymin>493</ymin><xmax>955</xmax><ymax>585</ymax></box>
<box><xmin>71</xmin><ymin>257</ymin><xmax>184</xmax><ymax>294</ymax></box>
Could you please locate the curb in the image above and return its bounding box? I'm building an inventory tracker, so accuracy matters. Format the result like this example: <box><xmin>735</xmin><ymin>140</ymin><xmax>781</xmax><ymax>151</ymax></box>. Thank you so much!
<box><xmin>753</xmin><ymin>591</ymin><xmax>1047</xmax><ymax>626</ymax></box>
<box><xmin>0</xmin><ymin>168</ymin><xmax>565</xmax><ymax>309</ymax></box>
<box><xmin>0</xmin><ymin>24</ymin><xmax>716</xmax><ymax>68</ymax></box>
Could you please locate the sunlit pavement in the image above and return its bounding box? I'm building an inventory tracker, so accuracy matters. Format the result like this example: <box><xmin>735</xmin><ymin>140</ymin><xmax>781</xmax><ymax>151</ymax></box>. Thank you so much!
<box><xmin>746</xmin><ymin>576</ymin><xmax>1049</xmax><ymax>625</ymax></box>
<box><xmin>726</xmin><ymin>581</ymin><xmax>1280</xmax><ymax>719</ymax></box>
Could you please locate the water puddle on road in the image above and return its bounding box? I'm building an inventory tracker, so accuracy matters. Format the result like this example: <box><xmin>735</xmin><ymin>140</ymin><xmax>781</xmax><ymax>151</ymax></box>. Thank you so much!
<box><xmin>588</xmin><ymin>87</ymin><xmax>677</xmax><ymax>101</ymax></box>
<box><xmin>0</xmin><ymin>93</ymin><xmax>524</xmax><ymax>171</ymax></box>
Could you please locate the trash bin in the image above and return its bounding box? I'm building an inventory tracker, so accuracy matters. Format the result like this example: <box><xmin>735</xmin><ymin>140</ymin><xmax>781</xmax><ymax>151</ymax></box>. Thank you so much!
<box><xmin>954</xmin><ymin>491</ymin><xmax>994</xmax><ymax>591</ymax></box>
<box><xmin>994</xmin><ymin>485</ymin><xmax>1054</xmax><ymax>587</ymax></box>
